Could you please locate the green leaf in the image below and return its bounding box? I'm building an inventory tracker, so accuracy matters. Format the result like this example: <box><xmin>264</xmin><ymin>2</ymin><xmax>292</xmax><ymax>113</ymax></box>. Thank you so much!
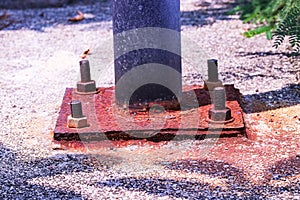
<box><xmin>244</xmin><ymin>26</ymin><xmax>273</xmax><ymax>38</ymax></box>
<box><xmin>266</xmin><ymin>30</ymin><xmax>272</xmax><ymax>39</ymax></box>
<box><xmin>233</xmin><ymin>0</ymin><xmax>300</xmax><ymax>52</ymax></box>
<box><xmin>225</xmin><ymin>6</ymin><xmax>242</xmax><ymax>15</ymax></box>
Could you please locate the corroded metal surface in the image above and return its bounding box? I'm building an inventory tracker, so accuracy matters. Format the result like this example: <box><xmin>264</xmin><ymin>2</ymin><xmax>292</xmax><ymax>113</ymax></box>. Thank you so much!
<box><xmin>54</xmin><ymin>85</ymin><xmax>245</xmax><ymax>141</ymax></box>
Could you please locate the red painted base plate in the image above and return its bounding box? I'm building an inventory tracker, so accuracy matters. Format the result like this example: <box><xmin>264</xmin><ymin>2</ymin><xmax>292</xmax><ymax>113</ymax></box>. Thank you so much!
<box><xmin>54</xmin><ymin>85</ymin><xmax>245</xmax><ymax>141</ymax></box>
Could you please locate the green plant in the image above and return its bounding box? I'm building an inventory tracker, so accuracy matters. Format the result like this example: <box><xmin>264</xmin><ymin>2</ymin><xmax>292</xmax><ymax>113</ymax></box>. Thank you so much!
<box><xmin>273</xmin><ymin>6</ymin><xmax>300</xmax><ymax>53</ymax></box>
<box><xmin>229</xmin><ymin>0</ymin><xmax>300</xmax><ymax>53</ymax></box>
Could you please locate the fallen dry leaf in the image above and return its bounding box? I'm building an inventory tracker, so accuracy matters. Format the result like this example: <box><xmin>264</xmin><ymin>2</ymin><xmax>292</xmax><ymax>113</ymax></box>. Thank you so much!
<box><xmin>0</xmin><ymin>12</ymin><xmax>13</xmax><ymax>30</ymax></box>
<box><xmin>0</xmin><ymin>12</ymin><xmax>10</xmax><ymax>21</ymax></box>
<box><xmin>80</xmin><ymin>48</ymin><xmax>91</xmax><ymax>59</ymax></box>
<box><xmin>68</xmin><ymin>10</ymin><xmax>84</xmax><ymax>22</ymax></box>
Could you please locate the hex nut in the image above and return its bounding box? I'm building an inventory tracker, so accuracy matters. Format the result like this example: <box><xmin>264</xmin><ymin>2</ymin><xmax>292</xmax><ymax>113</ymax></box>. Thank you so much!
<box><xmin>204</xmin><ymin>80</ymin><xmax>223</xmax><ymax>91</ymax></box>
<box><xmin>67</xmin><ymin>115</ymin><xmax>88</xmax><ymax>128</ymax></box>
<box><xmin>76</xmin><ymin>80</ymin><xmax>97</xmax><ymax>94</ymax></box>
<box><xmin>208</xmin><ymin>107</ymin><xmax>233</xmax><ymax>123</ymax></box>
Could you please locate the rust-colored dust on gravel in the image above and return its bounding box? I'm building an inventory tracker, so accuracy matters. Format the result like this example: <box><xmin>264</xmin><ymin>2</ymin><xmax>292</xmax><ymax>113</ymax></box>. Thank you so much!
<box><xmin>52</xmin><ymin>103</ymin><xmax>299</xmax><ymax>185</ymax></box>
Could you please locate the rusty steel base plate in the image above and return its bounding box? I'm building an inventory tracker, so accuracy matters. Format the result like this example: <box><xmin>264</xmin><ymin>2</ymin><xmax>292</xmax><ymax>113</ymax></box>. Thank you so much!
<box><xmin>54</xmin><ymin>85</ymin><xmax>245</xmax><ymax>141</ymax></box>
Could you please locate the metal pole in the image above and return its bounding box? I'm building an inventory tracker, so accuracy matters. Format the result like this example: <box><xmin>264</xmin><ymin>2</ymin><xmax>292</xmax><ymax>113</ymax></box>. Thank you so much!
<box><xmin>113</xmin><ymin>0</ymin><xmax>182</xmax><ymax>105</ymax></box>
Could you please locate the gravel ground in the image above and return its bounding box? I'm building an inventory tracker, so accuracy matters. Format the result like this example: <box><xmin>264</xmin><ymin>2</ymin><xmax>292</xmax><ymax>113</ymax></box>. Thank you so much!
<box><xmin>0</xmin><ymin>0</ymin><xmax>299</xmax><ymax>199</ymax></box>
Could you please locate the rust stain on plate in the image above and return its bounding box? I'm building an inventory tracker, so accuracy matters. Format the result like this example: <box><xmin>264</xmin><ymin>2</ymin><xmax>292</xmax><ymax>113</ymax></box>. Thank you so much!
<box><xmin>54</xmin><ymin>85</ymin><xmax>245</xmax><ymax>141</ymax></box>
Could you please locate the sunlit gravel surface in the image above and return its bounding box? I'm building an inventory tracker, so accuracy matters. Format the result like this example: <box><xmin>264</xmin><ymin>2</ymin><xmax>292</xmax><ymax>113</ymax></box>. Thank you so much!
<box><xmin>0</xmin><ymin>0</ymin><xmax>299</xmax><ymax>199</ymax></box>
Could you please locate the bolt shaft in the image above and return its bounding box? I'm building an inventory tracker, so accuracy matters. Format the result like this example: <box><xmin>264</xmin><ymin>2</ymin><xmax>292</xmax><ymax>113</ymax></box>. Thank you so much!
<box><xmin>70</xmin><ymin>100</ymin><xmax>83</xmax><ymax>118</ymax></box>
<box><xmin>207</xmin><ymin>59</ymin><xmax>219</xmax><ymax>82</ymax></box>
<box><xmin>80</xmin><ymin>60</ymin><xmax>92</xmax><ymax>82</ymax></box>
<box><xmin>213</xmin><ymin>87</ymin><xmax>226</xmax><ymax>110</ymax></box>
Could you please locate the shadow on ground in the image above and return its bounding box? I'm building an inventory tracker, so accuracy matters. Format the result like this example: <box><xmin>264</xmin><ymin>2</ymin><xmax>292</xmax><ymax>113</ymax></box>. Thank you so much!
<box><xmin>0</xmin><ymin>141</ymin><xmax>299</xmax><ymax>198</ymax></box>
<box><xmin>0</xmin><ymin>0</ymin><xmax>112</xmax><ymax>31</ymax></box>
<box><xmin>241</xmin><ymin>84</ymin><xmax>300</xmax><ymax>113</ymax></box>
<box><xmin>0</xmin><ymin>0</ymin><xmax>241</xmax><ymax>31</ymax></box>
<box><xmin>0</xmin><ymin>142</ymin><xmax>122</xmax><ymax>199</ymax></box>
<box><xmin>97</xmin><ymin>156</ymin><xmax>300</xmax><ymax>199</ymax></box>
<box><xmin>181</xmin><ymin>0</ymin><xmax>239</xmax><ymax>27</ymax></box>
<box><xmin>237</xmin><ymin>51</ymin><xmax>294</xmax><ymax>58</ymax></box>
<box><xmin>266</xmin><ymin>155</ymin><xmax>300</xmax><ymax>183</ymax></box>
<box><xmin>0</xmin><ymin>0</ymin><xmax>109</xmax><ymax>9</ymax></box>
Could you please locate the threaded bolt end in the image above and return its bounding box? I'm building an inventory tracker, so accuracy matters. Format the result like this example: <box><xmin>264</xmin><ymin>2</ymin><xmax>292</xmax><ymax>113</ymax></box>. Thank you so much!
<box><xmin>80</xmin><ymin>60</ymin><xmax>91</xmax><ymax>82</ymax></box>
<box><xmin>70</xmin><ymin>100</ymin><xmax>83</xmax><ymax>118</ymax></box>
<box><xmin>207</xmin><ymin>59</ymin><xmax>219</xmax><ymax>82</ymax></box>
<box><xmin>213</xmin><ymin>87</ymin><xmax>226</xmax><ymax>110</ymax></box>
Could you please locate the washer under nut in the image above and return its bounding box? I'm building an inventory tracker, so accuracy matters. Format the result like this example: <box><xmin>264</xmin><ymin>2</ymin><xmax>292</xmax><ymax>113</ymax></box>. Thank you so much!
<box><xmin>76</xmin><ymin>60</ymin><xmax>97</xmax><ymax>94</ymax></box>
<box><xmin>208</xmin><ymin>108</ymin><xmax>233</xmax><ymax>123</ymax></box>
